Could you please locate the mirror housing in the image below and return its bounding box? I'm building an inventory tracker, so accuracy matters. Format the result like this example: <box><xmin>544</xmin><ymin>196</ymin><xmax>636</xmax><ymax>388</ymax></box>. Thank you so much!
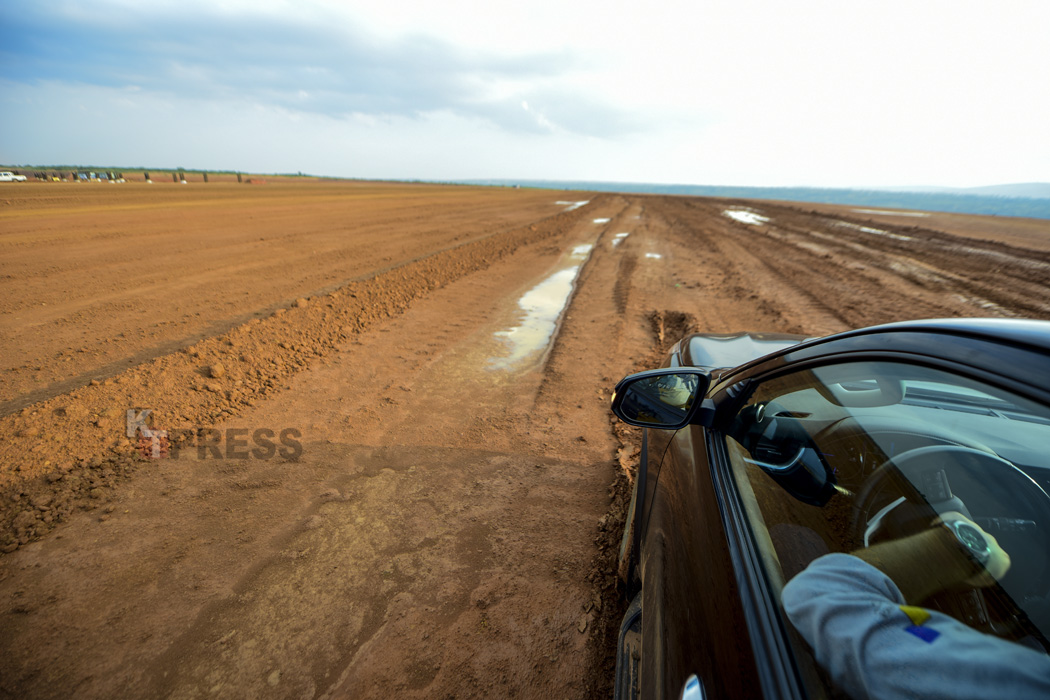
<box><xmin>611</xmin><ymin>368</ymin><xmax>711</xmax><ymax>430</ymax></box>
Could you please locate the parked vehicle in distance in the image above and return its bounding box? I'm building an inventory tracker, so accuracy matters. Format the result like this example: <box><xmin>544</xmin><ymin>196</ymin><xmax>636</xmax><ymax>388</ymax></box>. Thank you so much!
<box><xmin>610</xmin><ymin>318</ymin><xmax>1050</xmax><ymax>699</ymax></box>
<box><xmin>0</xmin><ymin>171</ymin><xmax>27</xmax><ymax>182</ymax></box>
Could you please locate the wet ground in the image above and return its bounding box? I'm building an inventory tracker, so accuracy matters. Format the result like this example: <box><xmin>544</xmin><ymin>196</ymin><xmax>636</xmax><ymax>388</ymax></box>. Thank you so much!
<box><xmin>1</xmin><ymin>182</ymin><xmax>1048</xmax><ymax>698</ymax></box>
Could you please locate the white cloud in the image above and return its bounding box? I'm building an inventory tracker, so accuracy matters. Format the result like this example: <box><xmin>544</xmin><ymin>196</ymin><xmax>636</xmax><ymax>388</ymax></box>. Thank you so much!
<box><xmin>1</xmin><ymin>0</ymin><xmax>1048</xmax><ymax>187</ymax></box>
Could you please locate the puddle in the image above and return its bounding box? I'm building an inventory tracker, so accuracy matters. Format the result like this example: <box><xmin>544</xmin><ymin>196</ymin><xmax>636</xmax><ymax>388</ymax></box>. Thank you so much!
<box><xmin>835</xmin><ymin>221</ymin><xmax>912</xmax><ymax>241</ymax></box>
<box><xmin>645</xmin><ymin>252</ymin><xmax>662</xmax><ymax>259</ymax></box>
<box><xmin>611</xmin><ymin>232</ymin><xmax>630</xmax><ymax>247</ymax></box>
<box><xmin>852</xmin><ymin>209</ymin><xmax>930</xmax><ymax>217</ymax></box>
<box><xmin>490</xmin><ymin>243</ymin><xmax>594</xmax><ymax>369</ymax></box>
<box><xmin>953</xmin><ymin>294</ymin><xmax>1016</xmax><ymax>317</ymax></box>
<box><xmin>593</xmin><ymin>218</ymin><xmax>611</xmax><ymax>224</ymax></box>
<box><xmin>555</xmin><ymin>200</ymin><xmax>589</xmax><ymax>211</ymax></box>
<box><xmin>724</xmin><ymin>209</ymin><xmax>770</xmax><ymax>226</ymax></box>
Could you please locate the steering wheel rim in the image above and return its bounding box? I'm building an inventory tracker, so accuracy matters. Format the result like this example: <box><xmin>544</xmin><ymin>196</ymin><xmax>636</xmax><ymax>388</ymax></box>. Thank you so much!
<box><xmin>852</xmin><ymin>445</ymin><xmax>1050</xmax><ymax>535</ymax></box>
<box><xmin>851</xmin><ymin>444</ymin><xmax>1050</xmax><ymax>639</ymax></box>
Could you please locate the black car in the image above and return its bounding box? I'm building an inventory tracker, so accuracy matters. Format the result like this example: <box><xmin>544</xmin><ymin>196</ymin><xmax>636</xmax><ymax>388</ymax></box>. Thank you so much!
<box><xmin>609</xmin><ymin>318</ymin><xmax>1050</xmax><ymax>699</ymax></box>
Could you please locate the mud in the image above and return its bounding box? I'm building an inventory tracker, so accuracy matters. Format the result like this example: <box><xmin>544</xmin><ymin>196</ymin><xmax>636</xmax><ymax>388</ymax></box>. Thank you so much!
<box><xmin>0</xmin><ymin>183</ymin><xmax>1048</xmax><ymax>699</ymax></box>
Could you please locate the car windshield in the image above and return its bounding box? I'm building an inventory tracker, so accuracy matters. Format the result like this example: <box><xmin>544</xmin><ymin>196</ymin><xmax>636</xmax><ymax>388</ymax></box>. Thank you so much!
<box><xmin>723</xmin><ymin>360</ymin><xmax>1050</xmax><ymax>696</ymax></box>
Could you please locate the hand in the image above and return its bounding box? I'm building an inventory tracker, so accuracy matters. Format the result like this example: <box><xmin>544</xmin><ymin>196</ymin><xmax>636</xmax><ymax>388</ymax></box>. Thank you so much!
<box><xmin>934</xmin><ymin>511</ymin><xmax>1011</xmax><ymax>587</ymax></box>
<box><xmin>853</xmin><ymin>511</ymin><xmax>1012</xmax><ymax>602</ymax></box>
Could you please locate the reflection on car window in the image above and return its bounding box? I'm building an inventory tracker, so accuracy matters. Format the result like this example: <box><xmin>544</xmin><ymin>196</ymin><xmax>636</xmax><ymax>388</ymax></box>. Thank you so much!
<box><xmin>723</xmin><ymin>361</ymin><xmax>1050</xmax><ymax>696</ymax></box>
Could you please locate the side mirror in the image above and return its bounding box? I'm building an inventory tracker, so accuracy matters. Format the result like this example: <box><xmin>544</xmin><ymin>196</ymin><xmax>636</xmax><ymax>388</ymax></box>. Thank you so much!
<box><xmin>611</xmin><ymin>368</ymin><xmax>711</xmax><ymax>430</ymax></box>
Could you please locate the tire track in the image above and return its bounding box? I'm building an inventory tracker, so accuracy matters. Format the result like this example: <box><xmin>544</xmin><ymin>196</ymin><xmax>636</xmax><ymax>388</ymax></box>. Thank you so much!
<box><xmin>612</xmin><ymin>253</ymin><xmax>636</xmax><ymax>316</ymax></box>
<box><xmin>756</xmin><ymin>206</ymin><xmax>1050</xmax><ymax>322</ymax></box>
<box><xmin>660</xmin><ymin>198</ymin><xmax>850</xmax><ymax>335</ymax></box>
<box><xmin>0</xmin><ymin>198</ymin><xmax>607</xmax><ymax>549</ymax></box>
<box><xmin>662</xmin><ymin>197</ymin><xmax>1050</xmax><ymax>331</ymax></box>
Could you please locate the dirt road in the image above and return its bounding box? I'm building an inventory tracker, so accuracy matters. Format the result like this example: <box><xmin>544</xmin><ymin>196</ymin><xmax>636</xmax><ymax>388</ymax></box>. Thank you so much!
<box><xmin>0</xmin><ymin>182</ymin><xmax>572</xmax><ymax>411</ymax></box>
<box><xmin>1</xmin><ymin>183</ymin><xmax>1048</xmax><ymax>699</ymax></box>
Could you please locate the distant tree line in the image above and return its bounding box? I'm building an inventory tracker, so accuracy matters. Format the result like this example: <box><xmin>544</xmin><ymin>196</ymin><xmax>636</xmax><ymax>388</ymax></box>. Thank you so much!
<box><xmin>0</xmin><ymin>165</ymin><xmax>316</xmax><ymax>181</ymax></box>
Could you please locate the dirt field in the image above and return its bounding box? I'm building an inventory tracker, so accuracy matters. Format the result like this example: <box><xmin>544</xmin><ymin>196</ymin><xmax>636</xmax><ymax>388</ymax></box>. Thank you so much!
<box><xmin>1</xmin><ymin>181</ymin><xmax>1048</xmax><ymax>699</ymax></box>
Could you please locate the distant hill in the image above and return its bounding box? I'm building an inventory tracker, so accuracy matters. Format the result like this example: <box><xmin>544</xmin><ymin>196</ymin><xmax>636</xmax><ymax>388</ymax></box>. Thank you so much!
<box><xmin>461</xmin><ymin>180</ymin><xmax>1050</xmax><ymax>220</ymax></box>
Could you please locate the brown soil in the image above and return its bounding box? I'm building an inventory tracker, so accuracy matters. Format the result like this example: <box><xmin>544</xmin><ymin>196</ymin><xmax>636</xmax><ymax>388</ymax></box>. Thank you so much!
<box><xmin>800</xmin><ymin>201</ymin><xmax>1050</xmax><ymax>252</ymax></box>
<box><xmin>1</xmin><ymin>183</ymin><xmax>1048</xmax><ymax>699</ymax></box>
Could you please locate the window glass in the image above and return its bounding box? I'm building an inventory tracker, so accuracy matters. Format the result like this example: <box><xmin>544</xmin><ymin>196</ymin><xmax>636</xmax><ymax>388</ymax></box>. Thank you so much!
<box><xmin>724</xmin><ymin>361</ymin><xmax>1050</xmax><ymax>689</ymax></box>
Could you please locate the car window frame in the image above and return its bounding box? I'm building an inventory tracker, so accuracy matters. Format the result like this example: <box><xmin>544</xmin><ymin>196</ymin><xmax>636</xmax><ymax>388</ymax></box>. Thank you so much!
<box><xmin>706</xmin><ymin>428</ymin><xmax>811</xmax><ymax>700</ymax></box>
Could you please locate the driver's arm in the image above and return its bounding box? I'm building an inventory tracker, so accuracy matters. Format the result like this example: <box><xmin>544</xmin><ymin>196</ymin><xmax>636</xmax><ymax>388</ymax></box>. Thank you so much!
<box><xmin>782</xmin><ymin>548</ymin><xmax>1050</xmax><ymax>700</ymax></box>
<box><xmin>852</xmin><ymin>512</ymin><xmax>1010</xmax><ymax>603</ymax></box>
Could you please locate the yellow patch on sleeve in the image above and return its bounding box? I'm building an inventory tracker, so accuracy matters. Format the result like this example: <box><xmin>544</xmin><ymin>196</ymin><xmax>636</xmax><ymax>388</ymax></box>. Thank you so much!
<box><xmin>899</xmin><ymin>605</ymin><xmax>931</xmax><ymax>626</ymax></box>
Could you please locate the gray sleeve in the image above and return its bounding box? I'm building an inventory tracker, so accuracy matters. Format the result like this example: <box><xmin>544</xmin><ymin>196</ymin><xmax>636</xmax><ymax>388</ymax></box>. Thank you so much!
<box><xmin>781</xmin><ymin>553</ymin><xmax>1050</xmax><ymax>700</ymax></box>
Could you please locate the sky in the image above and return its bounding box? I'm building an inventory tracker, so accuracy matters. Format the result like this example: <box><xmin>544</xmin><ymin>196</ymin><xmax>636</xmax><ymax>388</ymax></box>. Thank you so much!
<box><xmin>1</xmin><ymin>0</ymin><xmax>1048</xmax><ymax>188</ymax></box>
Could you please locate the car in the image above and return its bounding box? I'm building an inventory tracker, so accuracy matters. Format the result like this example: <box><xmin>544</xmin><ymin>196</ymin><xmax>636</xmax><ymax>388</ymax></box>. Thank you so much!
<box><xmin>609</xmin><ymin>318</ymin><xmax>1050</xmax><ymax>699</ymax></box>
<box><xmin>0</xmin><ymin>171</ymin><xmax>27</xmax><ymax>182</ymax></box>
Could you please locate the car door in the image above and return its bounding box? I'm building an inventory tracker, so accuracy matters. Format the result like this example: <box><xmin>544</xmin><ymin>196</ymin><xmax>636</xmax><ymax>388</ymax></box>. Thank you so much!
<box><xmin>637</xmin><ymin>417</ymin><xmax>764</xmax><ymax>699</ymax></box>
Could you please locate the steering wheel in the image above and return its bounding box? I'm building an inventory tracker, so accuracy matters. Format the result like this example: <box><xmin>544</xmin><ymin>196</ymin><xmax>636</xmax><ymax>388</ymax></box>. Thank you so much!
<box><xmin>852</xmin><ymin>444</ymin><xmax>1050</xmax><ymax>639</ymax></box>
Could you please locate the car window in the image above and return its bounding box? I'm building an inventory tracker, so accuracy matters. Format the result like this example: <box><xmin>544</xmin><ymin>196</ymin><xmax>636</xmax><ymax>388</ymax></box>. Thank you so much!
<box><xmin>723</xmin><ymin>361</ymin><xmax>1050</xmax><ymax>694</ymax></box>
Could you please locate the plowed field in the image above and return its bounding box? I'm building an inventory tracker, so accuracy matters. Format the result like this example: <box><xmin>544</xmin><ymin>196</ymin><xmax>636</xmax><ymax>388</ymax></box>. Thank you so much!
<box><xmin>1</xmin><ymin>181</ymin><xmax>1048</xmax><ymax>699</ymax></box>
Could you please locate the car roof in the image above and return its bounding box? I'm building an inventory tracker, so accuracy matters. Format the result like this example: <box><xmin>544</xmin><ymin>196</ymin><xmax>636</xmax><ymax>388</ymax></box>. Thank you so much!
<box><xmin>813</xmin><ymin>317</ymin><xmax>1050</xmax><ymax>353</ymax></box>
<box><xmin>686</xmin><ymin>318</ymin><xmax>1050</xmax><ymax>374</ymax></box>
<box><xmin>683</xmin><ymin>332</ymin><xmax>808</xmax><ymax>372</ymax></box>
<box><xmin>718</xmin><ymin>317</ymin><xmax>1050</xmax><ymax>404</ymax></box>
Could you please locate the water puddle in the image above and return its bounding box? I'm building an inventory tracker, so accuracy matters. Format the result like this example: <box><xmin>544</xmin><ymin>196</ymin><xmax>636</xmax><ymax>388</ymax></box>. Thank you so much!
<box><xmin>490</xmin><ymin>243</ymin><xmax>594</xmax><ymax>370</ymax></box>
<box><xmin>724</xmin><ymin>209</ymin><xmax>770</xmax><ymax>226</ymax></box>
<box><xmin>953</xmin><ymin>293</ymin><xmax>1016</xmax><ymax>317</ymax></box>
<box><xmin>612</xmin><ymin>232</ymin><xmax>630</xmax><ymax>247</ymax></box>
<box><xmin>555</xmin><ymin>200</ymin><xmax>590</xmax><ymax>211</ymax></box>
<box><xmin>852</xmin><ymin>208</ymin><xmax>930</xmax><ymax>217</ymax></box>
<box><xmin>835</xmin><ymin>221</ymin><xmax>912</xmax><ymax>241</ymax></box>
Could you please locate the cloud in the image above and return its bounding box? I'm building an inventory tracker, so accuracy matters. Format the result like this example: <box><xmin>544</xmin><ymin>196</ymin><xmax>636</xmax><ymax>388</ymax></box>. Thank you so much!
<box><xmin>0</xmin><ymin>78</ymin><xmax>620</xmax><ymax>182</ymax></box>
<box><xmin>2</xmin><ymin>1</ymin><xmax>1047</xmax><ymax>187</ymax></box>
<box><xmin>0</xmin><ymin>1</ymin><xmax>636</xmax><ymax>137</ymax></box>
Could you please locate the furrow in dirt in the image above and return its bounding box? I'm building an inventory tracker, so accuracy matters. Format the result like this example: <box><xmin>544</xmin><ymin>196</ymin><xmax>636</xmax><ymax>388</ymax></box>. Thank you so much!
<box><xmin>0</xmin><ymin>196</ymin><xmax>628</xmax><ymax>700</ymax></box>
<box><xmin>0</xmin><ymin>198</ymin><xmax>606</xmax><ymax>551</ymax></box>
<box><xmin>771</xmin><ymin>206</ymin><xmax>1050</xmax><ymax>319</ymax></box>
<box><xmin>789</xmin><ymin>219</ymin><xmax>1050</xmax><ymax>320</ymax></box>
<box><xmin>666</xmin><ymin>197</ymin><xmax>1050</xmax><ymax>330</ymax></box>
<box><xmin>0</xmin><ymin>183</ymin><xmax>581</xmax><ymax>408</ymax></box>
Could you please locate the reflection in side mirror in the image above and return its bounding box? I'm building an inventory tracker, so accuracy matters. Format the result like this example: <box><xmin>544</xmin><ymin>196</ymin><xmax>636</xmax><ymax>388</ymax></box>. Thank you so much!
<box><xmin>611</xmin><ymin>368</ymin><xmax>710</xmax><ymax>430</ymax></box>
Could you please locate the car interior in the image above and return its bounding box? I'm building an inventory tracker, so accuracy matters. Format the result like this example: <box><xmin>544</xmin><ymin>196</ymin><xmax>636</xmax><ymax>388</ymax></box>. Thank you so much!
<box><xmin>723</xmin><ymin>359</ymin><xmax>1050</xmax><ymax>693</ymax></box>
